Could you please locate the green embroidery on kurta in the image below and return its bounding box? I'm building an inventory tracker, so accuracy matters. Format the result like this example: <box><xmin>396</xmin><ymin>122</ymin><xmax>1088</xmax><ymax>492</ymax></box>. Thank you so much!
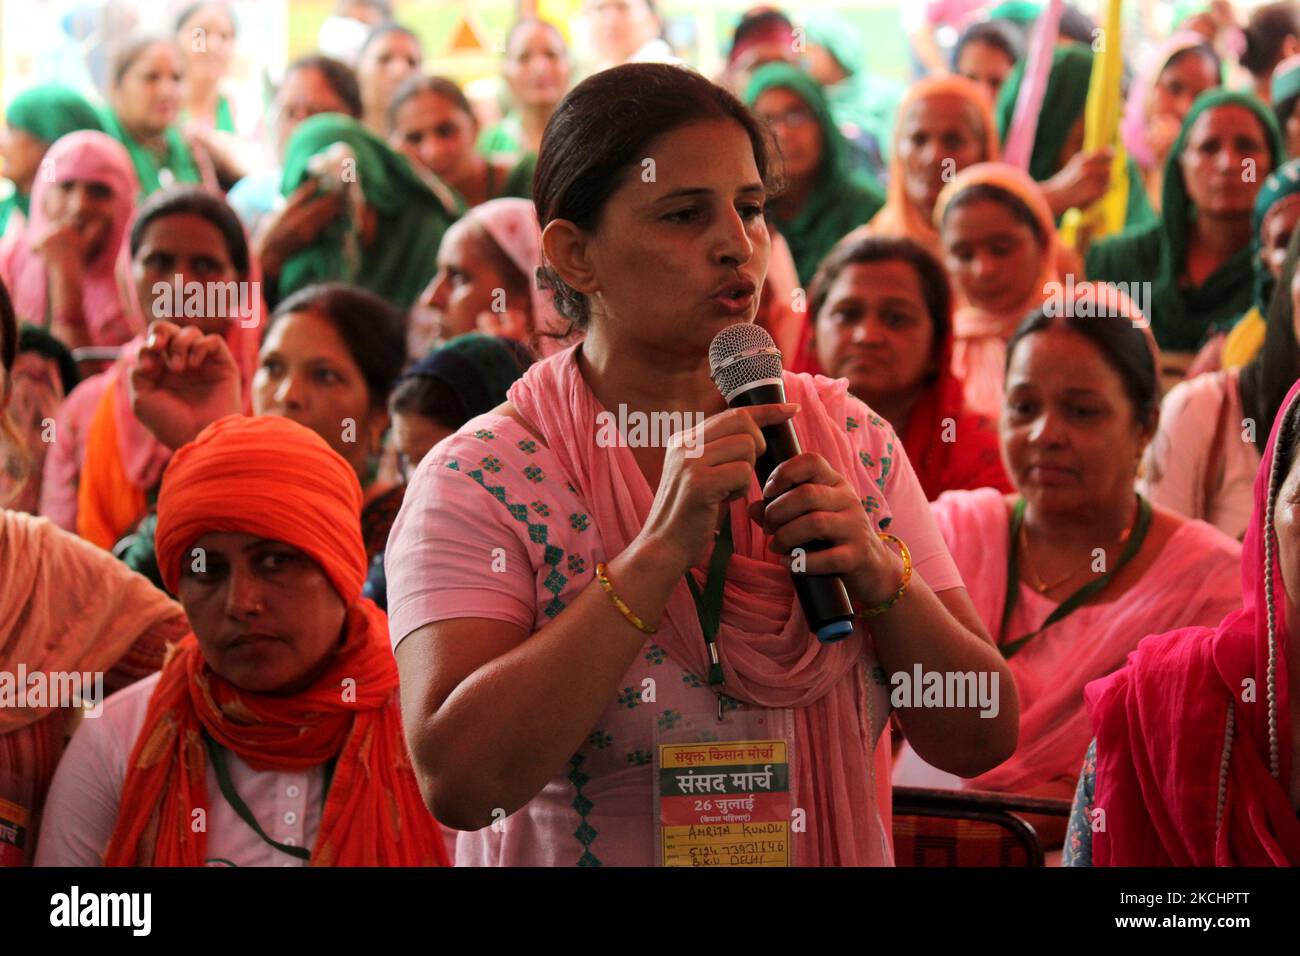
<box><xmin>461</xmin><ymin>466</ymin><xmax>569</xmax><ymax>618</ymax></box>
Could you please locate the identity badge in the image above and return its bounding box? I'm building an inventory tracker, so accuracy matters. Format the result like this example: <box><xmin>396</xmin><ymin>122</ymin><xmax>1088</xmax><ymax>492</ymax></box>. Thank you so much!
<box><xmin>658</xmin><ymin>738</ymin><xmax>791</xmax><ymax>866</ymax></box>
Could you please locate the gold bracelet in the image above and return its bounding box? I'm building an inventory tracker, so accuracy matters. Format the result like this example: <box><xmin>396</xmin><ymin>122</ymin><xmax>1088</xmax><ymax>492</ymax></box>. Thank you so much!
<box><xmin>595</xmin><ymin>562</ymin><xmax>658</xmax><ymax>634</ymax></box>
<box><xmin>856</xmin><ymin>532</ymin><xmax>912</xmax><ymax>617</ymax></box>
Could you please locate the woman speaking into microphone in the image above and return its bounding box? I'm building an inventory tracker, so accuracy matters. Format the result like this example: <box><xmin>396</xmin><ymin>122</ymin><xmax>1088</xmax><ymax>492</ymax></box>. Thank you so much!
<box><xmin>388</xmin><ymin>63</ymin><xmax>1018</xmax><ymax>867</ymax></box>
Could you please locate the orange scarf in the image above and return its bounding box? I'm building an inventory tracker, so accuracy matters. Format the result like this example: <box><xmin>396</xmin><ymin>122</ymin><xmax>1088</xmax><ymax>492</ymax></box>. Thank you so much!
<box><xmin>859</xmin><ymin>75</ymin><xmax>1000</xmax><ymax>259</ymax></box>
<box><xmin>76</xmin><ymin>376</ymin><xmax>147</xmax><ymax>549</ymax></box>
<box><xmin>104</xmin><ymin>414</ymin><xmax>447</xmax><ymax>866</ymax></box>
<box><xmin>103</xmin><ymin>600</ymin><xmax>447</xmax><ymax>866</ymax></box>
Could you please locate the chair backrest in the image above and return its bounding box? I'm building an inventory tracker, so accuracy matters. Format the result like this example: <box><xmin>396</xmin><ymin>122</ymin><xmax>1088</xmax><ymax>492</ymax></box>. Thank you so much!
<box><xmin>892</xmin><ymin>786</ymin><xmax>1072</xmax><ymax>867</ymax></box>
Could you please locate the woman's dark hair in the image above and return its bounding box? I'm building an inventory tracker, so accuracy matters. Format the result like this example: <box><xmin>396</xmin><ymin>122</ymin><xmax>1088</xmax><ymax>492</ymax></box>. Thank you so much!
<box><xmin>0</xmin><ymin>278</ymin><xmax>15</xmax><ymax>376</ymax></box>
<box><xmin>1241</xmin><ymin>225</ymin><xmax>1300</xmax><ymax>454</ymax></box>
<box><xmin>0</xmin><ymin>279</ymin><xmax>22</xmax><ymax>481</ymax></box>
<box><xmin>808</xmin><ymin>235</ymin><xmax>953</xmax><ymax>372</ymax></box>
<box><xmin>174</xmin><ymin>2</ymin><xmax>236</xmax><ymax>37</ymax></box>
<box><xmin>940</xmin><ymin>182</ymin><xmax>1047</xmax><ymax>247</ymax></box>
<box><xmin>1243</xmin><ymin>2</ymin><xmax>1300</xmax><ymax>76</ymax></box>
<box><xmin>1004</xmin><ymin>300</ymin><xmax>1159</xmax><ymax>424</ymax></box>
<box><xmin>285</xmin><ymin>54</ymin><xmax>363</xmax><ymax>118</ymax></box>
<box><xmin>730</xmin><ymin>7</ymin><xmax>794</xmax><ymax>57</ymax></box>
<box><xmin>533</xmin><ymin>62</ymin><xmax>780</xmax><ymax>332</ymax></box>
<box><xmin>17</xmin><ymin>324</ymin><xmax>79</xmax><ymax>396</ymax></box>
<box><xmin>358</xmin><ymin>22</ymin><xmax>422</xmax><ymax>63</ymax></box>
<box><xmin>129</xmin><ymin>186</ymin><xmax>250</xmax><ymax>277</ymax></box>
<box><xmin>268</xmin><ymin>283</ymin><xmax>407</xmax><ymax>406</ymax></box>
<box><xmin>389</xmin><ymin>375</ymin><xmax>466</xmax><ymax>429</ymax></box>
<box><xmin>390</xmin><ymin>335</ymin><xmax>533</xmax><ymax>429</ymax></box>
<box><xmin>1057</xmin><ymin>5</ymin><xmax>1098</xmax><ymax>46</ymax></box>
<box><xmin>388</xmin><ymin>74</ymin><xmax>474</xmax><ymax>134</ymax></box>
<box><xmin>110</xmin><ymin>34</ymin><xmax>183</xmax><ymax>88</ymax></box>
<box><xmin>952</xmin><ymin>20</ymin><xmax>1024</xmax><ymax>71</ymax></box>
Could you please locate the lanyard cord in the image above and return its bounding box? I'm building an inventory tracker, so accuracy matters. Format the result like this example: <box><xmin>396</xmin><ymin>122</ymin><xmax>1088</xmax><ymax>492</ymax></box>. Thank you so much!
<box><xmin>999</xmin><ymin>494</ymin><xmax>1153</xmax><ymax>660</ymax></box>
<box><xmin>203</xmin><ymin>730</ymin><xmax>336</xmax><ymax>862</ymax></box>
<box><xmin>684</xmin><ymin>511</ymin><xmax>734</xmax><ymax>715</ymax></box>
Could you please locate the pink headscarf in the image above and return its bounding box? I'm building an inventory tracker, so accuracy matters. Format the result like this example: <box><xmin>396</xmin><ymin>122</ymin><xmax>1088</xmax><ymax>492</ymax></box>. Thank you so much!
<box><xmin>467</xmin><ymin>198</ymin><xmax>572</xmax><ymax>357</ymax></box>
<box><xmin>933</xmin><ymin>162</ymin><xmax>1061</xmax><ymax>418</ymax></box>
<box><xmin>1121</xmin><ymin>32</ymin><xmax>1214</xmax><ymax>171</ymax></box>
<box><xmin>509</xmin><ymin>347</ymin><xmax>891</xmax><ymax>865</ymax></box>
<box><xmin>0</xmin><ymin>131</ymin><xmax>139</xmax><ymax>346</ymax></box>
<box><xmin>1085</xmin><ymin>379</ymin><xmax>1300</xmax><ymax>866</ymax></box>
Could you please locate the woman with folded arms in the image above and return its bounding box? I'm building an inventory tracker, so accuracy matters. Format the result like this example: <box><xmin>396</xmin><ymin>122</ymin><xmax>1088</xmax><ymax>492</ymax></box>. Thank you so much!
<box><xmin>385</xmin><ymin>63</ymin><xmax>1017</xmax><ymax>867</ymax></box>
<box><xmin>36</xmin><ymin>413</ymin><xmax>448</xmax><ymax>867</ymax></box>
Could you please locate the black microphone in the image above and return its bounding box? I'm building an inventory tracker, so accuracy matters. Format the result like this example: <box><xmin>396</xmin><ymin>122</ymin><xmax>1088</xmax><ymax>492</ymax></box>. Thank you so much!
<box><xmin>708</xmin><ymin>324</ymin><xmax>856</xmax><ymax>643</ymax></box>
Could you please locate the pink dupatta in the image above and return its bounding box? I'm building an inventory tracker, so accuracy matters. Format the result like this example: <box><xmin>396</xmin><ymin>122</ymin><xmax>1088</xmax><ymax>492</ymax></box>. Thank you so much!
<box><xmin>0</xmin><ymin>132</ymin><xmax>139</xmax><ymax>346</ymax></box>
<box><xmin>508</xmin><ymin>346</ymin><xmax>890</xmax><ymax>865</ymax></box>
<box><xmin>1085</xmin><ymin>380</ymin><xmax>1300</xmax><ymax>865</ymax></box>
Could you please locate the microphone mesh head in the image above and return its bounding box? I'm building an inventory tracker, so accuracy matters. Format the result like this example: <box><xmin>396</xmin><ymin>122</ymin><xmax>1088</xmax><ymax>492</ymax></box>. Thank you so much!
<box><xmin>708</xmin><ymin>323</ymin><xmax>784</xmax><ymax>399</ymax></box>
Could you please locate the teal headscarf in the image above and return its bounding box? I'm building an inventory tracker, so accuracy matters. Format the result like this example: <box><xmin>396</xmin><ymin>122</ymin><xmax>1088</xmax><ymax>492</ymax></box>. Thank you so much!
<box><xmin>5</xmin><ymin>83</ymin><xmax>103</xmax><ymax>145</ymax></box>
<box><xmin>1271</xmin><ymin>57</ymin><xmax>1300</xmax><ymax>105</ymax></box>
<box><xmin>1086</xmin><ymin>90</ymin><xmax>1287</xmax><ymax>351</ymax></box>
<box><xmin>996</xmin><ymin>44</ymin><xmax>1156</xmax><ymax>229</ymax></box>
<box><xmin>986</xmin><ymin>1</ymin><xmax>1043</xmax><ymax>29</ymax></box>
<box><xmin>996</xmin><ymin>44</ymin><xmax>1095</xmax><ymax>183</ymax></box>
<box><xmin>1251</xmin><ymin>158</ymin><xmax>1300</xmax><ymax>310</ymax></box>
<box><xmin>743</xmin><ymin>63</ymin><xmax>885</xmax><ymax>284</ymax></box>
<box><xmin>279</xmin><ymin>113</ymin><xmax>463</xmax><ymax>310</ymax></box>
<box><xmin>402</xmin><ymin>331</ymin><xmax>533</xmax><ymax>423</ymax></box>
<box><xmin>802</xmin><ymin>11</ymin><xmax>902</xmax><ymax>169</ymax></box>
<box><xmin>2</xmin><ymin>83</ymin><xmax>103</xmax><ymax>221</ymax></box>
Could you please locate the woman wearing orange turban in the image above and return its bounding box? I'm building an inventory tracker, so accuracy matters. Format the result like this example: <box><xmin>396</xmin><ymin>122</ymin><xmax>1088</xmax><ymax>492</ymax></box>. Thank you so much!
<box><xmin>36</xmin><ymin>414</ymin><xmax>448</xmax><ymax>866</ymax></box>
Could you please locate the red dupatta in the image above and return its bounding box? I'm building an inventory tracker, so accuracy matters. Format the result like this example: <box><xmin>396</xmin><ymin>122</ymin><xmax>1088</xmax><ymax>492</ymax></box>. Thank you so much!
<box><xmin>793</xmin><ymin>315</ymin><xmax>1009</xmax><ymax>500</ymax></box>
<box><xmin>1085</xmin><ymin>380</ymin><xmax>1300</xmax><ymax>866</ymax></box>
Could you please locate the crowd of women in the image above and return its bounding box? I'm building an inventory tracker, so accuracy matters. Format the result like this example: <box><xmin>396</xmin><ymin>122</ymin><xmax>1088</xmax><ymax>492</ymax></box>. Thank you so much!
<box><xmin>4</xmin><ymin>0</ymin><xmax>1300</xmax><ymax>868</ymax></box>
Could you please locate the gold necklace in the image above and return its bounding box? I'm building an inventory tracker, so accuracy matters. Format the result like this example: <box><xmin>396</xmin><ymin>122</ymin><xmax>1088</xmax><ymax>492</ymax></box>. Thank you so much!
<box><xmin>1019</xmin><ymin>498</ymin><xmax>1140</xmax><ymax>595</ymax></box>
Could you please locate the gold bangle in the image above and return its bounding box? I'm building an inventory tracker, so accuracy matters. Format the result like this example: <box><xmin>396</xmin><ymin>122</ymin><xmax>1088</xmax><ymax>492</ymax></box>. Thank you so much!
<box><xmin>856</xmin><ymin>532</ymin><xmax>912</xmax><ymax>617</ymax></box>
<box><xmin>595</xmin><ymin>562</ymin><xmax>658</xmax><ymax>634</ymax></box>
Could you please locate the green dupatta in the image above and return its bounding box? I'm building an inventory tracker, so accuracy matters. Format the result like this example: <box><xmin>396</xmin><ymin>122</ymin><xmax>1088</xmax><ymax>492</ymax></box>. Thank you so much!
<box><xmin>743</xmin><ymin>63</ymin><xmax>885</xmax><ymax>285</ymax></box>
<box><xmin>996</xmin><ymin>45</ymin><xmax>1157</xmax><ymax>230</ymax></box>
<box><xmin>279</xmin><ymin>113</ymin><xmax>463</xmax><ymax>310</ymax></box>
<box><xmin>1085</xmin><ymin>89</ymin><xmax>1286</xmax><ymax>352</ymax></box>
<box><xmin>98</xmin><ymin>107</ymin><xmax>202</xmax><ymax>198</ymax></box>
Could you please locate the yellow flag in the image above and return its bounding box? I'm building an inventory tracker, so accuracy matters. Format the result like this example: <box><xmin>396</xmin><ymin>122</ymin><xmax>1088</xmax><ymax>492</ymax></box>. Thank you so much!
<box><xmin>1060</xmin><ymin>0</ymin><xmax>1128</xmax><ymax>250</ymax></box>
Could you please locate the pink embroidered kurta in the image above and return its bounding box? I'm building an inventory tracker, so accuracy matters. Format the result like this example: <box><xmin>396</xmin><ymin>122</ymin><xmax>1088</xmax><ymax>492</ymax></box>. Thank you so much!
<box><xmin>385</xmin><ymin>346</ymin><xmax>965</xmax><ymax>866</ymax></box>
<box><xmin>918</xmin><ymin>487</ymin><xmax>1243</xmax><ymax>799</ymax></box>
